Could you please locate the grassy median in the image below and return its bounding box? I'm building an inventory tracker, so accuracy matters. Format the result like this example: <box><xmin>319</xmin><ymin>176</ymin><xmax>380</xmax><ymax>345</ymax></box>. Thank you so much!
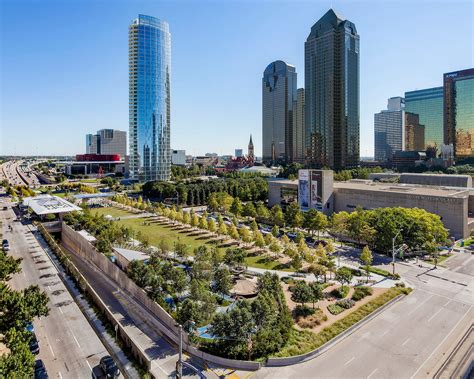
<box><xmin>272</xmin><ymin>286</ymin><xmax>411</xmax><ymax>357</ymax></box>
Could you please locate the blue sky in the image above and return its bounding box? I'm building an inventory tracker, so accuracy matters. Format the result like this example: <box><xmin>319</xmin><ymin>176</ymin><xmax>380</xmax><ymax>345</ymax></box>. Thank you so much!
<box><xmin>1</xmin><ymin>0</ymin><xmax>472</xmax><ymax>157</ymax></box>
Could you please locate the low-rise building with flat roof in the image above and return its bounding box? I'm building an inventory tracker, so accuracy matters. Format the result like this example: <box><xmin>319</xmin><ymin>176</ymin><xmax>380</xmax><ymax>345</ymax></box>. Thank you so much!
<box><xmin>268</xmin><ymin>172</ymin><xmax>473</xmax><ymax>239</ymax></box>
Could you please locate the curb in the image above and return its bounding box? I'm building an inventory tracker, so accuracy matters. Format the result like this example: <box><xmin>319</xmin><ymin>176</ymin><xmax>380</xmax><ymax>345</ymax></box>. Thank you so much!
<box><xmin>266</xmin><ymin>293</ymin><xmax>406</xmax><ymax>367</ymax></box>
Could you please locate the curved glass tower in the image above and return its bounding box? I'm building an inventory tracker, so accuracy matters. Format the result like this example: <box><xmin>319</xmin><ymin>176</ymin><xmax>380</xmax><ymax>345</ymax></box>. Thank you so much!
<box><xmin>129</xmin><ymin>15</ymin><xmax>171</xmax><ymax>182</ymax></box>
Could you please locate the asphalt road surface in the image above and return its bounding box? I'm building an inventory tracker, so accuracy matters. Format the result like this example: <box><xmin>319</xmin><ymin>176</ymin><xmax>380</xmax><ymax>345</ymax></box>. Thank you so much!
<box><xmin>2</xmin><ymin>200</ymin><xmax>111</xmax><ymax>378</ymax></box>
<box><xmin>255</xmin><ymin>256</ymin><xmax>473</xmax><ymax>379</ymax></box>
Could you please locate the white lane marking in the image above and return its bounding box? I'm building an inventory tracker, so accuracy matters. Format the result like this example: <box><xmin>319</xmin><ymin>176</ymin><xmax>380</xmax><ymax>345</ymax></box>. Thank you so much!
<box><xmin>417</xmin><ymin>288</ymin><xmax>470</xmax><ymax>306</ymax></box>
<box><xmin>344</xmin><ymin>357</ymin><xmax>355</xmax><ymax>366</ymax></box>
<box><xmin>58</xmin><ymin>371</ymin><xmax>63</xmax><ymax>379</ymax></box>
<box><xmin>72</xmin><ymin>334</ymin><xmax>81</xmax><ymax>348</ymax></box>
<box><xmin>367</xmin><ymin>368</ymin><xmax>379</xmax><ymax>379</ymax></box>
<box><xmin>410</xmin><ymin>305</ymin><xmax>473</xmax><ymax>379</ymax></box>
<box><xmin>402</xmin><ymin>338</ymin><xmax>410</xmax><ymax>346</ymax></box>
<box><xmin>86</xmin><ymin>360</ymin><xmax>92</xmax><ymax>372</ymax></box>
<box><xmin>407</xmin><ymin>294</ymin><xmax>433</xmax><ymax>316</ymax></box>
<box><xmin>59</xmin><ymin>307</ymin><xmax>64</xmax><ymax>314</ymax></box>
<box><xmin>428</xmin><ymin>300</ymin><xmax>451</xmax><ymax>322</ymax></box>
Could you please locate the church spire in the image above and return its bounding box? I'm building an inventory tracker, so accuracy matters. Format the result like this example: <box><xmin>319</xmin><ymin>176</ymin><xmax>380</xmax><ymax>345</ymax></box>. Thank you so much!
<box><xmin>248</xmin><ymin>134</ymin><xmax>254</xmax><ymax>162</ymax></box>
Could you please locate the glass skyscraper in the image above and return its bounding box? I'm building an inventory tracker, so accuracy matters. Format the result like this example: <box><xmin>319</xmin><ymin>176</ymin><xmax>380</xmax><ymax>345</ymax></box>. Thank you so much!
<box><xmin>304</xmin><ymin>9</ymin><xmax>360</xmax><ymax>170</ymax></box>
<box><xmin>262</xmin><ymin>60</ymin><xmax>297</xmax><ymax>164</ymax></box>
<box><xmin>129</xmin><ymin>15</ymin><xmax>171</xmax><ymax>182</ymax></box>
<box><xmin>444</xmin><ymin>68</ymin><xmax>474</xmax><ymax>159</ymax></box>
<box><xmin>405</xmin><ymin>87</ymin><xmax>443</xmax><ymax>150</ymax></box>
<box><xmin>374</xmin><ymin>97</ymin><xmax>405</xmax><ymax>162</ymax></box>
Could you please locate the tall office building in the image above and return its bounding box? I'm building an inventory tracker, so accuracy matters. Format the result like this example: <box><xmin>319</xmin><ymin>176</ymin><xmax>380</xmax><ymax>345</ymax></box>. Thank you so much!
<box><xmin>305</xmin><ymin>9</ymin><xmax>360</xmax><ymax>170</ymax></box>
<box><xmin>262</xmin><ymin>60</ymin><xmax>297</xmax><ymax>164</ymax></box>
<box><xmin>405</xmin><ymin>87</ymin><xmax>443</xmax><ymax>150</ymax></box>
<box><xmin>444</xmin><ymin>68</ymin><xmax>474</xmax><ymax>159</ymax></box>
<box><xmin>86</xmin><ymin>129</ymin><xmax>127</xmax><ymax>158</ymax></box>
<box><xmin>374</xmin><ymin>97</ymin><xmax>405</xmax><ymax>162</ymax></box>
<box><xmin>129</xmin><ymin>15</ymin><xmax>171</xmax><ymax>182</ymax></box>
<box><xmin>292</xmin><ymin>88</ymin><xmax>305</xmax><ymax>163</ymax></box>
<box><xmin>405</xmin><ymin>113</ymin><xmax>425</xmax><ymax>151</ymax></box>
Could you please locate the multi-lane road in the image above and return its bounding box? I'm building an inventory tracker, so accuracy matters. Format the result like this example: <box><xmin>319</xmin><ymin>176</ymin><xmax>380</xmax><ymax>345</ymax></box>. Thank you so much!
<box><xmin>255</xmin><ymin>254</ymin><xmax>474</xmax><ymax>378</ymax></box>
<box><xmin>0</xmin><ymin>159</ymin><xmax>41</xmax><ymax>187</ymax></box>
<box><xmin>1</xmin><ymin>198</ymin><xmax>111</xmax><ymax>378</ymax></box>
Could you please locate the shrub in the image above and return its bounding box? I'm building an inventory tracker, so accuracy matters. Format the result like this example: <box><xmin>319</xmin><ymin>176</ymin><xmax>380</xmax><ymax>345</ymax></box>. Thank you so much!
<box><xmin>327</xmin><ymin>304</ymin><xmax>345</xmax><ymax>315</ymax></box>
<box><xmin>297</xmin><ymin>308</ymin><xmax>328</xmax><ymax>328</ymax></box>
<box><xmin>352</xmin><ymin>286</ymin><xmax>373</xmax><ymax>301</ymax></box>
<box><xmin>350</xmin><ymin>268</ymin><xmax>363</xmax><ymax>276</ymax></box>
<box><xmin>336</xmin><ymin>298</ymin><xmax>355</xmax><ymax>309</ymax></box>
<box><xmin>293</xmin><ymin>305</ymin><xmax>315</xmax><ymax>318</ymax></box>
<box><xmin>331</xmin><ymin>285</ymin><xmax>349</xmax><ymax>299</ymax></box>
<box><xmin>281</xmin><ymin>276</ymin><xmax>295</xmax><ymax>285</ymax></box>
<box><xmin>367</xmin><ymin>266</ymin><xmax>400</xmax><ymax>279</ymax></box>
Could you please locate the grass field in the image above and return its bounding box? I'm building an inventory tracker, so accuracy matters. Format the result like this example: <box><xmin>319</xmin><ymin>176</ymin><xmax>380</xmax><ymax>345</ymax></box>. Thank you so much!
<box><xmin>115</xmin><ymin>217</ymin><xmax>221</xmax><ymax>255</ymax></box>
<box><xmin>245</xmin><ymin>255</ymin><xmax>293</xmax><ymax>272</ymax></box>
<box><xmin>93</xmin><ymin>207</ymin><xmax>136</xmax><ymax>218</ymax></box>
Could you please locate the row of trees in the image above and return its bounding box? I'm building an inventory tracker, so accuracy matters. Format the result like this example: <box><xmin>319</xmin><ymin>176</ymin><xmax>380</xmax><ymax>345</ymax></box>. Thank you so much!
<box><xmin>142</xmin><ymin>176</ymin><xmax>268</xmax><ymax>205</ymax></box>
<box><xmin>0</xmin><ymin>250</ymin><xmax>49</xmax><ymax>376</ymax></box>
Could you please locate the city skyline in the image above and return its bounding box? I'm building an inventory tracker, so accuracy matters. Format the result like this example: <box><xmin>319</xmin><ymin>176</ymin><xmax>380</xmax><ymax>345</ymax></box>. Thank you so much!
<box><xmin>1</xmin><ymin>0</ymin><xmax>473</xmax><ymax>157</ymax></box>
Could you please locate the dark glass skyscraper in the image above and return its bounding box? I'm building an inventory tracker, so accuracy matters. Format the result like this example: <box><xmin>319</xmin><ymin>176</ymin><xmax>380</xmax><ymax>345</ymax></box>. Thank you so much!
<box><xmin>444</xmin><ymin>68</ymin><xmax>474</xmax><ymax>159</ymax></box>
<box><xmin>129</xmin><ymin>15</ymin><xmax>171</xmax><ymax>182</ymax></box>
<box><xmin>304</xmin><ymin>9</ymin><xmax>360</xmax><ymax>169</ymax></box>
<box><xmin>405</xmin><ymin>87</ymin><xmax>443</xmax><ymax>150</ymax></box>
<box><xmin>262</xmin><ymin>60</ymin><xmax>297</xmax><ymax>164</ymax></box>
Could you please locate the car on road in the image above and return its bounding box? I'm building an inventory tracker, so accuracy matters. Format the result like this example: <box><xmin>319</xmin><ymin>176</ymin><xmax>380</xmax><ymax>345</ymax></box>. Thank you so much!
<box><xmin>100</xmin><ymin>355</ymin><xmax>120</xmax><ymax>378</ymax></box>
<box><xmin>2</xmin><ymin>239</ymin><xmax>9</xmax><ymax>251</ymax></box>
<box><xmin>3</xmin><ymin>206</ymin><xmax>7</xmax><ymax>210</ymax></box>
<box><xmin>33</xmin><ymin>359</ymin><xmax>48</xmax><ymax>379</ymax></box>
<box><xmin>29</xmin><ymin>333</ymin><xmax>40</xmax><ymax>355</ymax></box>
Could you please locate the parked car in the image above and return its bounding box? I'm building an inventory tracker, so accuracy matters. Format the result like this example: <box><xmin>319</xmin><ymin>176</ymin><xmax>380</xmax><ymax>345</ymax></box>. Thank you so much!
<box><xmin>2</xmin><ymin>239</ymin><xmax>9</xmax><ymax>251</ymax></box>
<box><xmin>100</xmin><ymin>355</ymin><xmax>120</xmax><ymax>378</ymax></box>
<box><xmin>29</xmin><ymin>334</ymin><xmax>40</xmax><ymax>355</ymax></box>
<box><xmin>33</xmin><ymin>359</ymin><xmax>48</xmax><ymax>379</ymax></box>
<box><xmin>3</xmin><ymin>206</ymin><xmax>7</xmax><ymax>210</ymax></box>
<box><xmin>25</xmin><ymin>322</ymin><xmax>34</xmax><ymax>333</ymax></box>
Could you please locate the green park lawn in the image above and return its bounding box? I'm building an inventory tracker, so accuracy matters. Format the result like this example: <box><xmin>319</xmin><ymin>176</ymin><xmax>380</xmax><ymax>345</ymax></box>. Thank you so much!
<box><xmin>110</xmin><ymin>211</ymin><xmax>295</xmax><ymax>271</ymax></box>
<box><xmin>93</xmin><ymin>207</ymin><xmax>136</xmax><ymax>218</ymax></box>
<box><xmin>114</xmin><ymin>216</ymin><xmax>221</xmax><ymax>255</ymax></box>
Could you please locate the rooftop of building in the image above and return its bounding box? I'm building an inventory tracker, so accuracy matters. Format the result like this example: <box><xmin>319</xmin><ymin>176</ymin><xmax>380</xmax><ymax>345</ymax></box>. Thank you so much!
<box><xmin>334</xmin><ymin>180</ymin><xmax>470</xmax><ymax>198</ymax></box>
<box><xmin>23</xmin><ymin>195</ymin><xmax>82</xmax><ymax>215</ymax></box>
<box><xmin>113</xmin><ymin>247</ymin><xmax>149</xmax><ymax>263</ymax></box>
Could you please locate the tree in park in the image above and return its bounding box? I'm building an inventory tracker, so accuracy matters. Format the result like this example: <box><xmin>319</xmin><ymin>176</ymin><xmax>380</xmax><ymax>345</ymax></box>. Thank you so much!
<box><xmin>208</xmin><ymin>219</ymin><xmax>217</xmax><ymax>234</ymax></box>
<box><xmin>228</xmin><ymin>224</ymin><xmax>239</xmax><ymax>240</ymax></box>
<box><xmin>183</xmin><ymin>212</ymin><xmax>191</xmax><ymax>225</ymax></box>
<box><xmin>271</xmin><ymin>225</ymin><xmax>280</xmax><ymax>238</ymax></box>
<box><xmin>213</xmin><ymin>267</ymin><xmax>233</xmax><ymax>298</ymax></box>
<box><xmin>308</xmin><ymin>282</ymin><xmax>323</xmax><ymax>309</ymax></box>
<box><xmin>308</xmin><ymin>264</ymin><xmax>326</xmax><ymax>282</ymax></box>
<box><xmin>285</xmin><ymin>202</ymin><xmax>303</xmax><ymax>229</ymax></box>
<box><xmin>280</xmin><ymin>234</ymin><xmax>290</xmax><ymax>246</ymax></box>
<box><xmin>208</xmin><ymin>193</ymin><xmax>219</xmax><ymax>211</ymax></box>
<box><xmin>243</xmin><ymin>202</ymin><xmax>257</xmax><ymax>218</ymax></box>
<box><xmin>295</xmin><ymin>232</ymin><xmax>305</xmax><ymax>243</ymax></box>
<box><xmin>256</xmin><ymin>202</ymin><xmax>270</xmax><ymax>221</ymax></box>
<box><xmin>325</xmin><ymin>240</ymin><xmax>335</xmax><ymax>254</ymax></box>
<box><xmin>329</xmin><ymin>211</ymin><xmax>349</xmax><ymax>247</ymax></box>
<box><xmin>297</xmin><ymin>239</ymin><xmax>308</xmax><ymax>257</ymax></box>
<box><xmin>360</xmin><ymin>246</ymin><xmax>373</xmax><ymax>283</ymax></box>
<box><xmin>335</xmin><ymin>266</ymin><xmax>353</xmax><ymax>290</ymax></box>
<box><xmin>269</xmin><ymin>239</ymin><xmax>281</xmax><ymax>254</ymax></box>
<box><xmin>159</xmin><ymin>239</ymin><xmax>170</xmax><ymax>256</ymax></box>
<box><xmin>191</xmin><ymin>213</ymin><xmax>199</xmax><ymax>228</ymax></box>
<box><xmin>239</xmin><ymin>227</ymin><xmax>253</xmax><ymax>243</ymax></box>
<box><xmin>224</xmin><ymin>248</ymin><xmax>247</xmax><ymax>269</ymax></box>
<box><xmin>230</xmin><ymin>197</ymin><xmax>243</xmax><ymax>216</ymax></box>
<box><xmin>218</xmin><ymin>221</ymin><xmax>228</xmax><ymax>236</ymax></box>
<box><xmin>315</xmin><ymin>243</ymin><xmax>327</xmax><ymax>259</ymax></box>
<box><xmin>250</xmin><ymin>220</ymin><xmax>259</xmax><ymax>233</ymax></box>
<box><xmin>254</xmin><ymin>231</ymin><xmax>265</xmax><ymax>248</ymax></box>
<box><xmin>290</xmin><ymin>280</ymin><xmax>311</xmax><ymax>307</ymax></box>
<box><xmin>174</xmin><ymin>239</ymin><xmax>188</xmax><ymax>259</ymax></box>
<box><xmin>271</xmin><ymin>205</ymin><xmax>285</xmax><ymax>227</ymax></box>
<box><xmin>264</xmin><ymin>233</ymin><xmax>274</xmax><ymax>246</ymax></box>
<box><xmin>291</xmin><ymin>253</ymin><xmax>303</xmax><ymax>272</ymax></box>
<box><xmin>284</xmin><ymin>246</ymin><xmax>298</xmax><ymax>259</ymax></box>
<box><xmin>303</xmin><ymin>209</ymin><xmax>328</xmax><ymax>240</ymax></box>
<box><xmin>199</xmin><ymin>215</ymin><xmax>208</xmax><ymax>230</ymax></box>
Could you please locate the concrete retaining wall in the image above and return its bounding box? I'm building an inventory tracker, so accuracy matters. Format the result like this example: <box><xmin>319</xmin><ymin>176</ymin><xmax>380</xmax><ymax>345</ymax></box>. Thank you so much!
<box><xmin>60</xmin><ymin>222</ymin><xmax>262</xmax><ymax>371</ymax></box>
<box><xmin>265</xmin><ymin>294</ymin><xmax>404</xmax><ymax>366</ymax></box>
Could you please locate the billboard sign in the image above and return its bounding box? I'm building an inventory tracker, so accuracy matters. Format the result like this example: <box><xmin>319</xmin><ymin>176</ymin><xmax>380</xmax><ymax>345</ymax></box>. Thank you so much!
<box><xmin>298</xmin><ymin>170</ymin><xmax>310</xmax><ymax>209</ymax></box>
<box><xmin>310</xmin><ymin>171</ymin><xmax>323</xmax><ymax>211</ymax></box>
